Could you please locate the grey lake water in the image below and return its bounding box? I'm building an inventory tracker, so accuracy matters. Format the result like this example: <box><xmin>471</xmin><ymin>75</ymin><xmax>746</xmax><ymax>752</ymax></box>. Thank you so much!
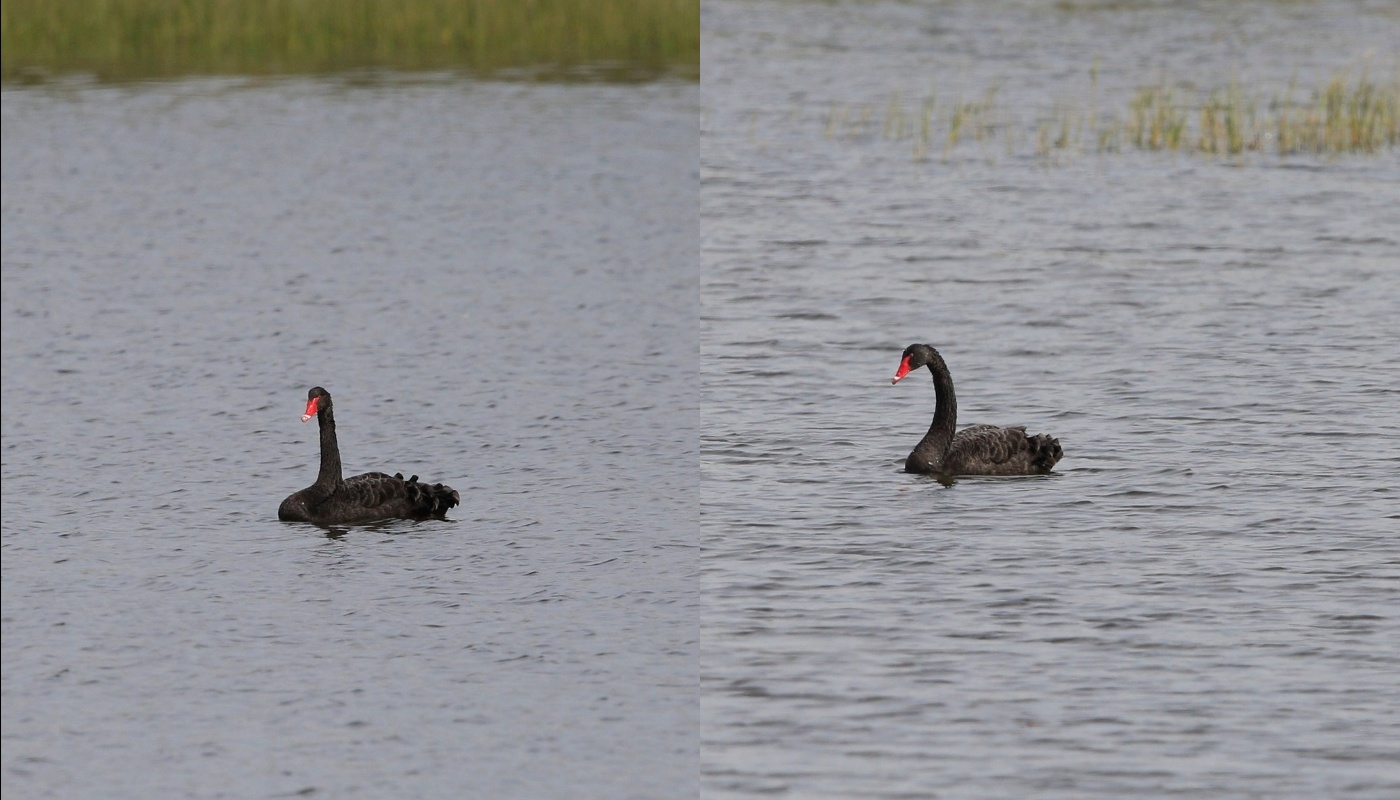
<box><xmin>2</xmin><ymin>78</ymin><xmax>697</xmax><ymax>798</ymax></box>
<box><xmin>5</xmin><ymin>3</ymin><xmax>1400</xmax><ymax>799</ymax></box>
<box><xmin>702</xmin><ymin>1</ymin><xmax>1400</xmax><ymax>798</ymax></box>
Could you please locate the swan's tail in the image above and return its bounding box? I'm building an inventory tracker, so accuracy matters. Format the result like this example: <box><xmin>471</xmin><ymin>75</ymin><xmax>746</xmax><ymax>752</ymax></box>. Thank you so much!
<box><xmin>1029</xmin><ymin>434</ymin><xmax>1063</xmax><ymax>472</ymax></box>
<box><xmin>395</xmin><ymin>473</ymin><xmax>461</xmax><ymax>517</ymax></box>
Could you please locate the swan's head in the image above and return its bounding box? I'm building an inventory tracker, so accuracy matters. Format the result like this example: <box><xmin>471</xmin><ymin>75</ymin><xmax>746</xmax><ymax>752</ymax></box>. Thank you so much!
<box><xmin>891</xmin><ymin>343</ymin><xmax>940</xmax><ymax>384</ymax></box>
<box><xmin>302</xmin><ymin>386</ymin><xmax>332</xmax><ymax>422</ymax></box>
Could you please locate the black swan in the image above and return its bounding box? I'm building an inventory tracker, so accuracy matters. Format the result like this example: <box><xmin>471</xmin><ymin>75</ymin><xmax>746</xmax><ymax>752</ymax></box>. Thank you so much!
<box><xmin>278</xmin><ymin>387</ymin><xmax>460</xmax><ymax>524</ymax></box>
<box><xmin>891</xmin><ymin>344</ymin><xmax>1062</xmax><ymax>476</ymax></box>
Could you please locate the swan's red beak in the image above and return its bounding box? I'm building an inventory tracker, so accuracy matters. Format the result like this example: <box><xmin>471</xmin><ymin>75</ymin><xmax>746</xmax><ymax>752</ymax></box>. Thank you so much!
<box><xmin>891</xmin><ymin>355</ymin><xmax>913</xmax><ymax>385</ymax></box>
<box><xmin>301</xmin><ymin>397</ymin><xmax>319</xmax><ymax>422</ymax></box>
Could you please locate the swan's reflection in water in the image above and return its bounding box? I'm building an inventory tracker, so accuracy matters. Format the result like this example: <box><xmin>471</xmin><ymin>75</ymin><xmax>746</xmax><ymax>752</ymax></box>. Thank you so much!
<box><xmin>316</xmin><ymin>517</ymin><xmax>458</xmax><ymax>540</ymax></box>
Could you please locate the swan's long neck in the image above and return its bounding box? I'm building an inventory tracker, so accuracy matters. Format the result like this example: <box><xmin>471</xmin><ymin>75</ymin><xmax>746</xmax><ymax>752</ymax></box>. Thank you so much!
<box><xmin>315</xmin><ymin>406</ymin><xmax>343</xmax><ymax>490</ymax></box>
<box><xmin>909</xmin><ymin>356</ymin><xmax>957</xmax><ymax>471</ymax></box>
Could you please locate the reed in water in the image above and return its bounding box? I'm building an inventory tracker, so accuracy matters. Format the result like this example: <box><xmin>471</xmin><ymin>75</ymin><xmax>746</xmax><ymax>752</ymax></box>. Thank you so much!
<box><xmin>820</xmin><ymin>68</ymin><xmax>1398</xmax><ymax>161</ymax></box>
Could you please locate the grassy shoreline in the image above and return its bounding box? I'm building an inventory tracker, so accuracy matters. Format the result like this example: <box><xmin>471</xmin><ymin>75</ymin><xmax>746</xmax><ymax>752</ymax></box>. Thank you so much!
<box><xmin>1</xmin><ymin>0</ymin><xmax>698</xmax><ymax>84</ymax></box>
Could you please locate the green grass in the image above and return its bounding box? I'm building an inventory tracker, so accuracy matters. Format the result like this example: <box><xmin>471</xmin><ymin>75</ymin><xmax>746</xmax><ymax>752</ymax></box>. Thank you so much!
<box><xmin>1272</xmin><ymin>73</ymin><xmax>1400</xmax><ymax>154</ymax></box>
<box><xmin>1</xmin><ymin>0</ymin><xmax>699</xmax><ymax>83</ymax></box>
<box><xmin>820</xmin><ymin>68</ymin><xmax>1399</xmax><ymax>162</ymax></box>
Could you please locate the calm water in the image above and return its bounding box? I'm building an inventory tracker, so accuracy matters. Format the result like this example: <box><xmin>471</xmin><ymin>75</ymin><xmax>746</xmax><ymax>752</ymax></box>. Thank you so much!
<box><xmin>702</xmin><ymin>1</ymin><xmax>1400</xmax><ymax>798</ymax></box>
<box><xmin>2</xmin><ymin>77</ymin><xmax>697</xmax><ymax>798</ymax></box>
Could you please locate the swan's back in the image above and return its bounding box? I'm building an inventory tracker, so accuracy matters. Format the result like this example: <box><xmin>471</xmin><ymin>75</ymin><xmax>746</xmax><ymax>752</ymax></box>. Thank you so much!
<box><xmin>288</xmin><ymin>472</ymin><xmax>460</xmax><ymax>525</ymax></box>
<box><xmin>943</xmin><ymin>425</ymin><xmax>1062</xmax><ymax>476</ymax></box>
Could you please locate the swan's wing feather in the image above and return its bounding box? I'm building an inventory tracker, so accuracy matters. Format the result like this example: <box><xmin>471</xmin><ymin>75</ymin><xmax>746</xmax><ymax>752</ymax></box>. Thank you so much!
<box><xmin>335</xmin><ymin>471</ymin><xmax>405</xmax><ymax>510</ymax></box>
<box><xmin>942</xmin><ymin>425</ymin><xmax>1031</xmax><ymax>473</ymax></box>
<box><xmin>950</xmin><ymin>425</ymin><xmax>1024</xmax><ymax>465</ymax></box>
<box><xmin>945</xmin><ymin>424</ymin><xmax>1061</xmax><ymax>475</ymax></box>
<box><xmin>332</xmin><ymin>471</ymin><xmax>461</xmax><ymax>518</ymax></box>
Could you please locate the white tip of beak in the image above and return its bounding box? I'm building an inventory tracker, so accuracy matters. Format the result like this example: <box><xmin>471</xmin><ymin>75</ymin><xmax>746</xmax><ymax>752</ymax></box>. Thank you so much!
<box><xmin>301</xmin><ymin>414</ymin><xmax>314</xmax><ymax>422</ymax></box>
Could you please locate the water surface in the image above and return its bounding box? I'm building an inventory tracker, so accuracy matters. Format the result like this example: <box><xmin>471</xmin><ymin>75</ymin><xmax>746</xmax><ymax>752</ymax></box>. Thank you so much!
<box><xmin>3</xmin><ymin>76</ymin><xmax>697</xmax><ymax>799</ymax></box>
<box><xmin>702</xmin><ymin>2</ymin><xmax>1400</xmax><ymax>797</ymax></box>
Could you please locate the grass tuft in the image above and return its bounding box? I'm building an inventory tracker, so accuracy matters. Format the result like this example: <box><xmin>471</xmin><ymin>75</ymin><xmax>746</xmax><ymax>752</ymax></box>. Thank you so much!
<box><xmin>817</xmin><ymin>67</ymin><xmax>1399</xmax><ymax>162</ymax></box>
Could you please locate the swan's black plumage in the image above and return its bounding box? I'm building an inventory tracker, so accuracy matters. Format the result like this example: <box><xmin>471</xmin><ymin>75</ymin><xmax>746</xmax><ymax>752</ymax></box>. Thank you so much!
<box><xmin>891</xmin><ymin>344</ymin><xmax>1062</xmax><ymax>476</ymax></box>
<box><xmin>278</xmin><ymin>387</ymin><xmax>459</xmax><ymax>524</ymax></box>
